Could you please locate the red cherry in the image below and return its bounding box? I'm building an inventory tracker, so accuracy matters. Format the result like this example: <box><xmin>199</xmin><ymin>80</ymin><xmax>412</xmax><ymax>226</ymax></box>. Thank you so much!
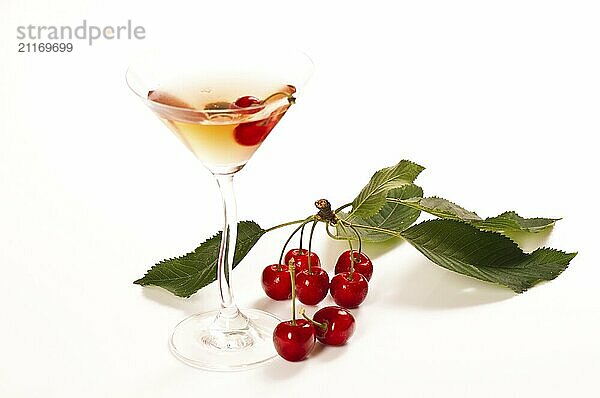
<box><xmin>296</xmin><ymin>268</ymin><xmax>329</xmax><ymax>305</ymax></box>
<box><xmin>233</xmin><ymin>96</ymin><xmax>263</xmax><ymax>115</ymax></box>
<box><xmin>284</xmin><ymin>249</ymin><xmax>321</xmax><ymax>273</ymax></box>
<box><xmin>273</xmin><ymin>319</ymin><xmax>316</xmax><ymax>362</ymax></box>
<box><xmin>233</xmin><ymin>106</ymin><xmax>288</xmax><ymax>146</ymax></box>
<box><xmin>335</xmin><ymin>250</ymin><xmax>373</xmax><ymax>281</ymax></box>
<box><xmin>313</xmin><ymin>306</ymin><xmax>356</xmax><ymax>346</ymax></box>
<box><xmin>330</xmin><ymin>272</ymin><xmax>369</xmax><ymax>308</ymax></box>
<box><xmin>261</xmin><ymin>264</ymin><xmax>291</xmax><ymax>300</ymax></box>
<box><xmin>233</xmin><ymin>95</ymin><xmax>261</xmax><ymax>108</ymax></box>
<box><xmin>233</xmin><ymin>119</ymin><xmax>270</xmax><ymax>146</ymax></box>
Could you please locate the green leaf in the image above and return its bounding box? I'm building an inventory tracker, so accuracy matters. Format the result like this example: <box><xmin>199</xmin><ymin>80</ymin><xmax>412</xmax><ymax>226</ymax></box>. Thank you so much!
<box><xmin>349</xmin><ymin>160</ymin><xmax>424</xmax><ymax>219</ymax></box>
<box><xmin>399</xmin><ymin>196</ymin><xmax>482</xmax><ymax>221</ymax></box>
<box><xmin>395</xmin><ymin>197</ymin><xmax>558</xmax><ymax>233</ymax></box>
<box><xmin>401</xmin><ymin>219</ymin><xmax>576</xmax><ymax>293</ymax></box>
<box><xmin>337</xmin><ymin>184</ymin><xmax>423</xmax><ymax>242</ymax></box>
<box><xmin>472</xmin><ymin>211</ymin><xmax>559</xmax><ymax>233</ymax></box>
<box><xmin>134</xmin><ymin>221</ymin><xmax>265</xmax><ymax>297</ymax></box>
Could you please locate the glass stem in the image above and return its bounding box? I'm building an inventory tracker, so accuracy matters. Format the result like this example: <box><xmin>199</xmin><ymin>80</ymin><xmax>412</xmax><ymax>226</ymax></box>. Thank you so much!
<box><xmin>215</xmin><ymin>173</ymin><xmax>240</xmax><ymax>320</ymax></box>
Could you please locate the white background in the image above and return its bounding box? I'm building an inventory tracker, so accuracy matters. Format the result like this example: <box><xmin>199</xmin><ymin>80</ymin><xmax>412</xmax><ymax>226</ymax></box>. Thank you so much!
<box><xmin>1</xmin><ymin>1</ymin><xmax>599</xmax><ymax>397</ymax></box>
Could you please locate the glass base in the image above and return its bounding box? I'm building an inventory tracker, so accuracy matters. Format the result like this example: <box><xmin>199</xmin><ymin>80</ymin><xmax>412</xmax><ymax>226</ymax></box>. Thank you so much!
<box><xmin>169</xmin><ymin>308</ymin><xmax>280</xmax><ymax>371</ymax></box>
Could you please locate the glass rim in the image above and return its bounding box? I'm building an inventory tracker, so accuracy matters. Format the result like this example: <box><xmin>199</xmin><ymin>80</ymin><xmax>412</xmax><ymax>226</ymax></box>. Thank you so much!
<box><xmin>125</xmin><ymin>70</ymin><xmax>294</xmax><ymax>114</ymax></box>
<box><xmin>125</xmin><ymin>48</ymin><xmax>313</xmax><ymax>114</ymax></box>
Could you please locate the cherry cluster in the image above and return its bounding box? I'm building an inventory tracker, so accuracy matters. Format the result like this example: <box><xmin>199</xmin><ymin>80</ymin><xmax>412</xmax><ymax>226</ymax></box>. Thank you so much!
<box><xmin>262</xmin><ymin>220</ymin><xmax>373</xmax><ymax>362</ymax></box>
<box><xmin>262</xmin><ymin>249</ymin><xmax>372</xmax><ymax>307</ymax></box>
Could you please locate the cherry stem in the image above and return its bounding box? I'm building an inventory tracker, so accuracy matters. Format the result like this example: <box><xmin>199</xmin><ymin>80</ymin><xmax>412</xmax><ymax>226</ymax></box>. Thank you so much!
<box><xmin>265</xmin><ymin>217</ymin><xmax>310</xmax><ymax>233</ymax></box>
<box><xmin>289</xmin><ymin>259</ymin><xmax>297</xmax><ymax>326</ymax></box>
<box><xmin>340</xmin><ymin>219</ymin><xmax>402</xmax><ymax>239</ymax></box>
<box><xmin>299</xmin><ymin>308</ymin><xmax>328</xmax><ymax>332</ymax></box>
<box><xmin>334</xmin><ymin>202</ymin><xmax>353</xmax><ymax>214</ymax></box>
<box><xmin>299</xmin><ymin>222</ymin><xmax>306</xmax><ymax>252</ymax></box>
<box><xmin>324</xmin><ymin>221</ymin><xmax>339</xmax><ymax>240</ymax></box>
<box><xmin>349</xmin><ymin>225</ymin><xmax>362</xmax><ymax>256</ymax></box>
<box><xmin>307</xmin><ymin>220</ymin><xmax>318</xmax><ymax>274</ymax></box>
<box><xmin>348</xmin><ymin>224</ymin><xmax>362</xmax><ymax>280</ymax></box>
<box><xmin>260</xmin><ymin>91</ymin><xmax>296</xmax><ymax>105</ymax></box>
<box><xmin>347</xmin><ymin>238</ymin><xmax>355</xmax><ymax>280</ymax></box>
<box><xmin>278</xmin><ymin>217</ymin><xmax>314</xmax><ymax>271</ymax></box>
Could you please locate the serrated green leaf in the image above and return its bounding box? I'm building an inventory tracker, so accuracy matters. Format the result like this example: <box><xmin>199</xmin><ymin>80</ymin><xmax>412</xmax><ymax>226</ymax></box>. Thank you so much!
<box><xmin>394</xmin><ymin>197</ymin><xmax>558</xmax><ymax>234</ymax></box>
<box><xmin>134</xmin><ymin>221</ymin><xmax>265</xmax><ymax>297</ymax></box>
<box><xmin>472</xmin><ymin>211</ymin><xmax>559</xmax><ymax>233</ymax></box>
<box><xmin>401</xmin><ymin>219</ymin><xmax>576</xmax><ymax>293</ymax></box>
<box><xmin>399</xmin><ymin>196</ymin><xmax>482</xmax><ymax>221</ymax></box>
<box><xmin>337</xmin><ymin>184</ymin><xmax>423</xmax><ymax>242</ymax></box>
<box><xmin>349</xmin><ymin>160</ymin><xmax>424</xmax><ymax>219</ymax></box>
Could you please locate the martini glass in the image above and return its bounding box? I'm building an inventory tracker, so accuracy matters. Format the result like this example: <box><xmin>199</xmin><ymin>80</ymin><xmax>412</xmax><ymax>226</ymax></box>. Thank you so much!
<box><xmin>126</xmin><ymin>48</ymin><xmax>313</xmax><ymax>371</ymax></box>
